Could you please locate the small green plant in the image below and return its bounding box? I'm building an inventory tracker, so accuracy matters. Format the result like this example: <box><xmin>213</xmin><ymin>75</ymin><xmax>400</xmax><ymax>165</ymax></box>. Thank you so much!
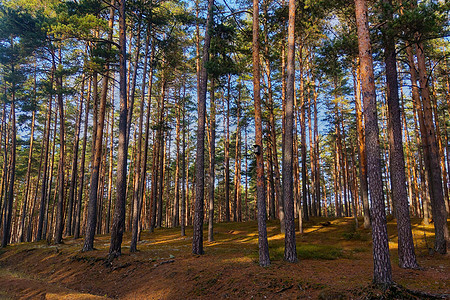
<box><xmin>342</xmin><ymin>231</ymin><xmax>369</xmax><ymax>241</ymax></box>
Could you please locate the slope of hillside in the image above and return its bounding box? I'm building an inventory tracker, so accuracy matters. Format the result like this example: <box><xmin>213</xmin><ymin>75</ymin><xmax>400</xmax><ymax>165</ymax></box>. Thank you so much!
<box><xmin>0</xmin><ymin>218</ymin><xmax>448</xmax><ymax>299</ymax></box>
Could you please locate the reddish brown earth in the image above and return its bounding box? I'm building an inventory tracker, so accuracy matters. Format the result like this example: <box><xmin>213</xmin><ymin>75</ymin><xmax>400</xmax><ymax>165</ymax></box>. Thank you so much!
<box><xmin>0</xmin><ymin>218</ymin><xmax>448</xmax><ymax>299</ymax></box>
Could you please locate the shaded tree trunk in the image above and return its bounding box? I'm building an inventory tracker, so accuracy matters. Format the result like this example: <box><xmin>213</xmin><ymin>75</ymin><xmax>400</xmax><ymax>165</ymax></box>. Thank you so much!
<box><xmin>2</xmin><ymin>87</ymin><xmax>15</xmax><ymax>247</ymax></box>
<box><xmin>225</xmin><ymin>77</ymin><xmax>231</xmax><ymax>222</ymax></box>
<box><xmin>253</xmin><ymin>0</ymin><xmax>270</xmax><ymax>267</ymax></box>
<box><xmin>54</xmin><ymin>51</ymin><xmax>65</xmax><ymax>244</ymax></box>
<box><xmin>65</xmin><ymin>77</ymin><xmax>84</xmax><ymax>237</ymax></box>
<box><xmin>192</xmin><ymin>0</ymin><xmax>213</xmax><ymax>255</ymax></box>
<box><xmin>208</xmin><ymin>78</ymin><xmax>216</xmax><ymax>242</ymax></box>
<box><xmin>381</xmin><ymin>1</ymin><xmax>419</xmax><ymax>268</ymax></box>
<box><xmin>18</xmin><ymin>109</ymin><xmax>35</xmax><ymax>242</ymax></box>
<box><xmin>130</xmin><ymin>31</ymin><xmax>151</xmax><ymax>252</ymax></box>
<box><xmin>415</xmin><ymin>41</ymin><xmax>449</xmax><ymax>254</ymax></box>
<box><xmin>83</xmin><ymin>64</ymin><xmax>109</xmax><ymax>251</ymax></box>
<box><xmin>36</xmin><ymin>68</ymin><xmax>54</xmax><ymax>242</ymax></box>
<box><xmin>109</xmin><ymin>0</ymin><xmax>128</xmax><ymax>258</ymax></box>
<box><xmin>74</xmin><ymin>76</ymin><xmax>91</xmax><ymax>239</ymax></box>
<box><xmin>181</xmin><ymin>82</ymin><xmax>187</xmax><ymax>236</ymax></box>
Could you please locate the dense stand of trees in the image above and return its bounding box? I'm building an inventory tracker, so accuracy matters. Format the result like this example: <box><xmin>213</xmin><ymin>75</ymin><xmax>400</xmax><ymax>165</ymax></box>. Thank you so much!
<box><xmin>0</xmin><ymin>0</ymin><xmax>449</xmax><ymax>287</ymax></box>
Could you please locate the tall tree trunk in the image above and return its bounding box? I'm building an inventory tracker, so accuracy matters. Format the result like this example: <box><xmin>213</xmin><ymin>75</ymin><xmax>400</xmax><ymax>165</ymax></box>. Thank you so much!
<box><xmin>109</xmin><ymin>0</ymin><xmax>128</xmax><ymax>258</ymax></box>
<box><xmin>381</xmin><ymin>1</ymin><xmax>419</xmax><ymax>268</ymax></box>
<box><xmin>27</xmin><ymin>122</ymin><xmax>45</xmax><ymax>242</ymax></box>
<box><xmin>225</xmin><ymin>77</ymin><xmax>231</xmax><ymax>222</ymax></box>
<box><xmin>400</xmin><ymin>87</ymin><xmax>418</xmax><ymax>217</ymax></box>
<box><xmin>313</xmin><ymin>80</ymin><xmax>321</xmax><ymax>216</ymax></box>
<box><xmin>299</xmin><ymin>49</ymin><xmax>309</xmax><ymax>222</ymax></box>
<box><xmin>233</xmin><ymin>88</ymin><xmax>242</xmax><ymax>222</ymax></box>
<box><xmin>126</xmin><ymin>18</ymin><xmax>142</xmax><ymax>146</ymax></box>
<box><xmin>18</xmin><ymin>109</ymin><xmax>35</xmax><ymax>242</ymax></box>
<box><xmin>65</xmin><ymin>76</ymin><xmax>85</xmax><ymax>237</ymax></box>
<box><xmin>173</xmin><ymin>89</ymin><xmax>181</xmax><ymax>228</ymax></box>
<box><xmin>353</xmin><ymin>62</ymin><xmax>370</xmax><ymax>228</ymax></box>
<box><xmin>279</xmin><ymin>20</ymin><xmax>286</xmax><ymax>232</ymax></box>
<box><xmin>83</xmin><ymin>60</ymin><xmax>109</xmax><ymax>250</ymax></box>
<box><xmin>262</xmin><ymin>3</ymin><xmax>281</xmax><ymax>222</ymax></box>
<box><xmin>415</xmin><ymin>41</ymin><xmax>449</xmax><ymax>254</ymax></box>
<box><xmin>43</xmin><ymin>105</ymin><xmax>58</xmax><ymax>241</ymax></box>
<box><xmin>157</xmin><ymin>79</ymin><xmax>166</xmax><ymax>228</ymax></box>
<box><xmin>253</xmin><ymin>0</ymin><xmax>271</xmax><ymax>267</ymax></box>
<box><xmin>308</xmin><ymin>74</ymin><xmax>316</xmax><ymax>217</ymax></box>
<box><xmin>130</xmin><ymin>31</ymin><xmax>151</xmax><ymax>252</ymax></box>
<box><xmin>150</xmin><ymin>107</ymin><xmax>160</xmax><ymax>233</ymax></box>
<box><xmin>181</xmin><ymin>82</ymin><xmax>187</xmax><ymax>236</ymax></box>
<box><xmin>406</xmin><ymin>45</ymin><xmax>431</xmax><ymax>223</ymax></box>
<box><xmin>105</xmin><ymin>90</ymin><xmax>114</xmax><ymax>234</ymax></box>
<box><xmin>430</xmin><ymin>76</ymin><xmax>449</xmax><ymax>213</ymax></box>
<box><xmin>192</xmin><ymin>0</ymin><xmax>213</xmax><ymax>255</ymax></box>
<box><xmin>0</xmin><ymin>100</ymin><xmax>8</xmax><ymax>238</ymax></box>
<box><xmin>54</xmin><ymin>49</ymin><xmax>66</xmax><ymax>244</ymax></box>
<box><xmin>36</xmin><ymin>67</ymin><xmax>54</xmax><ymax>242</ymax></box>
<box><xmin>208</xmin><ymin>78</ymin><xmax>216</xmax><ymax>242</ymax></box>
<box><xmin>354</xmin><ymin>0</ymin><xmax>392</xmax><ymax>286</ymax></box>
<box><xmin>74</xmin><ymin>76</ymin><xmax>91</xmax><ymax>239</ymax></box>
<box><xmin>283</xmin><ymin>0</ymin><xmax>297</xmax><ymax>263</ymax></box>
<box><xmin>2</xmin><ymin>86</ymin><xmax>15</xmax><ymax>247</ymax></box>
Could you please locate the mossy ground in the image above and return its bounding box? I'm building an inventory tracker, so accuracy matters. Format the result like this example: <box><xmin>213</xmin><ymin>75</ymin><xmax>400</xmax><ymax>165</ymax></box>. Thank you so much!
<box><xmin>0</xmin><ymin>217</ymin><xmax>448</xmax><ymax>299</ymax></box>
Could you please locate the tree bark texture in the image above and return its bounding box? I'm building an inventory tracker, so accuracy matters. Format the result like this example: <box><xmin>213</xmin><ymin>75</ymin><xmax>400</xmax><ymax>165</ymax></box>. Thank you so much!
<box><xmin>354</xmin><ymin>0</ymin><xmax>393</xmax><ymax>286</ymax></box>
<box><xmin>192</xmin><ymin>0</ymin><xmax>213</xmax><ymax>255</ymax></box>
<box><xmin>253</xmin><ymin>0</ymin><xmax>270</xmax><ymax>267</ymax></box>
<box><xmin>283</xmin><ymin>0</ymin><xmax>297</xmax><ymax>263</ymax></box>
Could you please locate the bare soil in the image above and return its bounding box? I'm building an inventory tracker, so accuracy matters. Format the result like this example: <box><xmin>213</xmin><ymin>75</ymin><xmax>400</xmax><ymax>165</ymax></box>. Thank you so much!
<box><xmin>0</xmin><ymin>217</ymin><xmax>448</xmax><ymax>299</ymax></box>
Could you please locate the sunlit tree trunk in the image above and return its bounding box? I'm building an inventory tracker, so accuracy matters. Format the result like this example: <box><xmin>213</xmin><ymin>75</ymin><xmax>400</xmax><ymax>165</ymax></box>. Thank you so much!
<box><xmin>282</xmin><ymin>0</ymin><xmax>297</xmax><ymax>263</ymax></box>
<box><xmin>354</xmin><ymin>0</ymin><xmax>392</xmax><ymax>286</ymax></box>
<box><xmin>352</xmin><ymin>62</ymin><xmax>370</xmax><ymax>228</ymax></box>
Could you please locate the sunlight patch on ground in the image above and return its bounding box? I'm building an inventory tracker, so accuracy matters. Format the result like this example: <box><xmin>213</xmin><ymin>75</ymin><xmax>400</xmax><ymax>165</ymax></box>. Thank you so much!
<box><xmin>221</xmin><ymin>256</ymin><xmax>254</xmax><ymax>264</ymax></box>
<box><xmin>45</xmin><ymin>292</ymin><xmax>106</xmax><ymax>299</ymax></box>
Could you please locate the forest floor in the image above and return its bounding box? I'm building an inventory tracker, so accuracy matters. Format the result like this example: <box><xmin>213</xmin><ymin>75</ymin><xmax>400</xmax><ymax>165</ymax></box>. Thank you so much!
<box><xmin>0</xmin><ymin>217</ymin><xmax>448</xmax><ymax>299</ymax></box>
